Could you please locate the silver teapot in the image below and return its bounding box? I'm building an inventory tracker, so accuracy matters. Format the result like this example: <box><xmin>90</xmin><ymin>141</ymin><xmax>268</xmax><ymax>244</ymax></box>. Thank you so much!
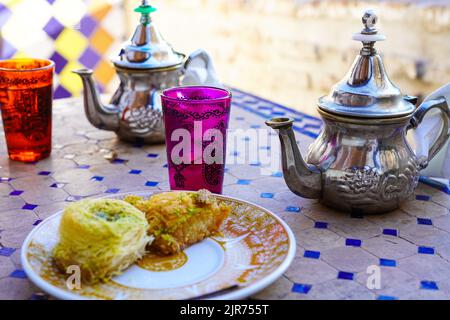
<box><xmin>267</xmin><ymin>10</ymin><xmax>450</xmax><ymax>214</ymax></box>
<box><xmin>73</xmin><ymin>1</ymin><xmax>220</xmax><ymax>144</ymax></box>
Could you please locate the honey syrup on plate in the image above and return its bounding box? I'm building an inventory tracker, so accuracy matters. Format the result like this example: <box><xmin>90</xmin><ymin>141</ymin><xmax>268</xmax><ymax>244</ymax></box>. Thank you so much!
<box><xmin>137</xmin><ymin>252</ymin><xmax>188</xmax><ymax>272</ymax></box>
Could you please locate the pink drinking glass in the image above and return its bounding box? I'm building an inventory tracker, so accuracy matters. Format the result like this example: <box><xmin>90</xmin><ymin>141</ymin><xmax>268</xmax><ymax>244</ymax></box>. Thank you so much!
<box><xmin>161</xmin><ymin>86</ymin><xmax>232</xmax><ymax>194</ymax></box>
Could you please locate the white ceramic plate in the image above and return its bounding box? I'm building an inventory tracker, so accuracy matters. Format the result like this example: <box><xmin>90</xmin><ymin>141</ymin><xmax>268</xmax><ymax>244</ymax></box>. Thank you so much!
<box><xmin>21</xmin><ymin>191</ymin><xmax>296</xmax><ymax>300</ymax></box>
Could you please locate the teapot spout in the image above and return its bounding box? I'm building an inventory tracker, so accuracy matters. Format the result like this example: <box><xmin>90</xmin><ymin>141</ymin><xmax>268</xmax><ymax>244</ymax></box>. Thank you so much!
<box><xmin>72</xmin><ymin>69</ymin><xmax>119</xmax><ymax>131</ymax></box>
<box><xmin>266</xmin><ymin>118</ymin><xmax>322</xmax><ymax>199</ymax></box>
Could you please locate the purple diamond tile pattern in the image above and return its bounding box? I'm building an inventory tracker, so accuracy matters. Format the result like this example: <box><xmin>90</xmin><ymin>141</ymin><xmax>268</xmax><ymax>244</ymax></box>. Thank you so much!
<box><xmin>49</xmin><ymin>52</ymin><xmax>68</xmax><ymax>74</ymax></box>
<box><xmin>0</xmin><ymin>4</ymin><xmax>12</xmax><ymax>28</ymax></box>
<box><xmin>79</xmin><ymin>15</ymin><xmax>98</xmax><ymax>37</ymax></box>
<box><xmin>54</xmin><ymin>85</ymin><xmax>72</xmax><ymax>99</ymax></box>
<box><xmin>0</xmin><ymin>88</ymin><xmax>449</xmax><ymax>301</ymax></box>
<box><xmin>43</xmin><ymin>17</ymin><xmax>64</xmax><ymax>40</ymax></box>
<box><xmin>0</xmin><ymin>0</ymin><xmax>126</xmax><ymax>97</ymax></box>
<box><xmin>78</xmin><ymin>47</ymin><xmax>101</xmax><ymax>69</ymax></box>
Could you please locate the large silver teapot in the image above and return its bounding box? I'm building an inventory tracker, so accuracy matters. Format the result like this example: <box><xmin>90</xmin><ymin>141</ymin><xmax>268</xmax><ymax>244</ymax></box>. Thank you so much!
<box><xmin>73</xmin><ymin>1</ymin><xmax>220</xmax><ymax>144</ymax></box>
<box><xmin>267</xmin><ymin>10</ymin><xmax>450</xmax><ymax>214</ymax></box>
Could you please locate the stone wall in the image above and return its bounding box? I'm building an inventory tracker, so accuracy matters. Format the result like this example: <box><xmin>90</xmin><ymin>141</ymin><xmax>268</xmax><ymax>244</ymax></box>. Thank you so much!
<box><xmin>127</xmin><ymin>0</ymin><xmax>450</xmax><ymax>116</ymax></box>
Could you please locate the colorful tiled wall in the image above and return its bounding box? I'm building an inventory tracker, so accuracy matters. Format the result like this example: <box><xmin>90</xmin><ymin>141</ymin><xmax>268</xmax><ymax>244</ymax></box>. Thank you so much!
<box><xmin>0</xmin><ymin>0</ymin><xmax>126</xmax><ymax>98</ymax></box>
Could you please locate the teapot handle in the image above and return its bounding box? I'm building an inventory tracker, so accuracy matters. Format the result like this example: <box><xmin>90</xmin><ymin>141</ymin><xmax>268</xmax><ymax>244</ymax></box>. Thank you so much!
<box><xmin>408</xmin><ymin>96</ymin><xmax>450</xmax><ymax>169</ymax></box>
<box><xmin>182</xmin><ymin>49</ymin><xmax>223</xmax><ymax>88</ymax></box>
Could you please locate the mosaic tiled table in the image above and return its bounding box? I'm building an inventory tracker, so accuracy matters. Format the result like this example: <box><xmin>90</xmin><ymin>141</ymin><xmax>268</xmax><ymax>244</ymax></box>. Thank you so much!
<box><xmin>0</xmin><ymin>89</ymin><xmax>449</xmax><ymax>300</ymax></box>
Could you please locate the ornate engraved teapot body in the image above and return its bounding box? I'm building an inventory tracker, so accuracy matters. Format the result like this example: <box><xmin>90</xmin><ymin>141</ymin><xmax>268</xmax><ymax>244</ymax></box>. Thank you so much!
<box><xmin>73</xmin><ymin>1</ymin><xmax>220</xmax><ymax>144</ymax></box>
<box><xmin>267</xmin><ymin>11</ymin><xmax>450</xmax><ymax>214</ymax></box>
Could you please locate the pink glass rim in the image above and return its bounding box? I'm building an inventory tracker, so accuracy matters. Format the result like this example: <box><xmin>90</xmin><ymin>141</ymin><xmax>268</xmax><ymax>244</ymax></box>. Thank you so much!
<box><xmin>161</xmin><ymin>86</ymin><xmax>232</xmax><ymax>104</ymax></box>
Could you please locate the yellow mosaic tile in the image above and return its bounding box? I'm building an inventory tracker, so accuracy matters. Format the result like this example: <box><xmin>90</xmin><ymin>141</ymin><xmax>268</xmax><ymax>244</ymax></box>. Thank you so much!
<box><xmin>55</xmin><ymin>29</ymin><xmax>88</xmax><ymax>61</ymax></box>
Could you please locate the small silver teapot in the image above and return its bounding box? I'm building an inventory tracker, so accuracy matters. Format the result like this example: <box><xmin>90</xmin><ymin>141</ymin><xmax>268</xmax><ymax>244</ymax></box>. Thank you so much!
<box><xmin>73</xmin><ymin>1</ymin><xmax>220</xmax><ymax>144</ymax></box>
<box><xmin>267</xmin><ymin>10</ymin><xmax>450</xmax><ymax>214</ymax></box>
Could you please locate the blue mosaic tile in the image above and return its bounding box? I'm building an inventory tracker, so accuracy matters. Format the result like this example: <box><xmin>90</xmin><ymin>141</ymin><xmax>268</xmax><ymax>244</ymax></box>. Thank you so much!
<box><xmin>237</xmin><ymin>179</ymin><xmax>251</xmax><ymax>185</ymax></box>
<box><xmin>77</xmin><ymin>164</ymin><xmax>90</xmax><ymax>169</ymax></box>
<box><xmin>0</xmin><ymin>177</ymin><xmax>12</xmax><ymax>182</ymax></box>
<box><xmin>271</xmin><ymin>172</ymin><xmax>283</xmax><ymax>178</ymax></box>
<box><xmin>346</xmin><ymin>239</ymin><xmax>362</xmax><ymax>247</ymax></box>
<box><xmin>303</xmin><ymin>250</ymin><xmax>320</xmax><ymax>259</ymax></box>
<box><xmin>420</xmin><ymin>280</ymin><xmax>439</xmax><ymax>290</ymax></box>
<box><xmin>383</xmin><ymin>229</ymin><xmax>398</xmax><ymax>237</ymax></box>
<box><xmin>418</xmin><ymin>246</ymin><xmax>435</xmax><ymax>255</ymax></box>
<box><xmin>416</xmin><ymin>195</ymin><xmax>431</xmax><ymax>201</ymax></box>
<box><xmin>147</xmin><ymin>153</ymin><xmax>159</xmax><ymax>158</ymax></box>
<box><xmin>379</xmin><ymin>258</ymin><xmax>396</xmax><ymax>267</ymax></box>
<box><xmin>271</xmin><ymin>111</ymin><xmax>286</xmax><ymax>116</ymax></box>
<box><xmin>163</xmin><ymin>164</ymin><xmax>168</xmax><ymax>168</ymax></box>
<box><xmin>10</xmin><ymin>269</ymin><xmax>27</xmax><ymax>279</ymax></box>
<box><xmin>377</xmin><ymin>295</ymin><xmax>397</xmax><ymax>300</ymax></box>
<box><xmin>145</xmin><ymin>181</ymin><xmax>159</xmax><ymax>187</ymax></box>
<box><xmin>314</xmin><ymin>221</ymin><xmax>328</xmax><ymax>229</ymax></box>
<box><xmin>50</xmin><ymin>182</ymin><xmax>66</xmax><ymax>188</ymax></box>
<box><xmin>338</xmin><ymin>271</ymin><xmax>354</xmax><ymax>280</ymax></box>
<box><xmin>250</xmin><ymin>124</ymin><xmax>261</xmax><ymax>129</ymax></box>
<box><xmin>285</xmin><ymin>206</ymin><xmax>301</xmax><ymax>213</ymax></box>
<box><xmin>260</xmin><ymin>146</ymin><xmax>271</xmax><ymax>150</ymax></box>
<box><xmin>0</xmin><ymin>247</ymin><xmax>16</xmax><ymax>257</ymax></box>
<box><xmin>105</xmin><ymin>188</ymin><xmax>120</xmax><ymax>194</ymax></box>
<box><xmin>91</xmin><ymin>176</ymin><xmax>104</xmax><ymax>181</ymax></box>
<box><xmin>260</xmin><ymin>193</ymin><xmax>274</xmax><ymax>199</ymax></box>
<box><xmin>417</xmin><ymin>218</ymin><xmax>433</xmax><ymax>226</ymax></box>
<box><xmin>292</xmin><ymin>283</ymin><xmax>312</xmax><ymax>294</ymax></box>
<box><xmin>9</xmin><ymin>190</ymin><xmax>23</xmax><ymax>196</ymax></box>
<box><xmin>235</xmin><ymin>116</ymin><xmax>245</xmax><ymax>121</ymax></box>
<box><xmin>112</xmin><ymin>158</ymin><xmax>128</xmax><ymax>164</ymax></box>
<box><xmin>22</xmin><ymin>203</ymin><xmax>38</xmax><ymax>210</ymax></box>
<box><xmin>129</xmin><ymin>170</ymin><xmax>142</xmax><ymax>175</ymax></box>
<box><xmin>38</xmin><ymin>171</ymin><xmax>51</xmax><ymax>176</ymax></box>
<box><xmin>250</xmin><ymin>162</ymin><xmax>261</xmax><ymax>167</ymax></box>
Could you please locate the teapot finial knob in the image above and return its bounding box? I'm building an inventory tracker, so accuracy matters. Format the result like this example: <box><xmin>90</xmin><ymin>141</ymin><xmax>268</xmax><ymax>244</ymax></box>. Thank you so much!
<box><xmin>134</xmin><ymin>0</ymin><xmax>157</xmax><ymax>26</ymax></box>
<box><xmin>352</xmin><ymin>9</ymin><xmax>386</xmax><ymax>55</ymax></box>
<box><xmin>362</xmin><ymin>9</ymin><xmax>378</xmax><ymax>34</ymax></box>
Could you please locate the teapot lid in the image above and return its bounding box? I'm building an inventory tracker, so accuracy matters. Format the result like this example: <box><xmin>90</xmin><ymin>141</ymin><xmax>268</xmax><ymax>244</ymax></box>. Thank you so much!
<box><xmin>318</xmin><ymin>10</ymin><xmax>416</xmax><ymax>119</ymax></box>
<box><xmin>113</xmin><ymin>1</ymin><xmax>184</xmax><ymax>70</ymax></box>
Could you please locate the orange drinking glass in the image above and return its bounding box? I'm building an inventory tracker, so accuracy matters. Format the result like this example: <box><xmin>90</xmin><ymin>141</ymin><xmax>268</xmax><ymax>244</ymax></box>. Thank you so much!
<box><xmin>0</xmin><ymin>58</ymin><xmax>54</xmax><ymax>162</ymax></box>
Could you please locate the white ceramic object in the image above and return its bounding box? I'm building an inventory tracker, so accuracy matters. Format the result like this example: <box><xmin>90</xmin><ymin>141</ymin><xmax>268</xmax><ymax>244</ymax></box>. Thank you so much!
<box><xmin>408</xmin><ymin>83</ymin><xmax>450</xmax><ymax>179</ymax></box>
<box><xmin>182</xmin><ymin>49</ymin><xmax>223</xmax><ymax>88</ymax></box>
<box><xmin>21</xmin><ymin>191</ymin><xmax>296</xmax><ymax>300</ymax></box>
